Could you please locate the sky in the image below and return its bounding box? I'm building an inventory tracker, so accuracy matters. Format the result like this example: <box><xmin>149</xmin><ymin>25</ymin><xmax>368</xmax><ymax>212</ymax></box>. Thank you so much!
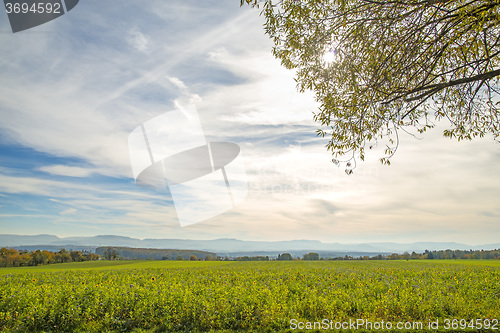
<box><xmin>0</xmin><ymin>0</ymin><xmax>499</xmax><ymax>245</ymax></box>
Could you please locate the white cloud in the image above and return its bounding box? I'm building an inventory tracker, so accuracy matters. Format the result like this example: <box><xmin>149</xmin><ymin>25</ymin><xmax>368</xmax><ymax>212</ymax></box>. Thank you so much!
<box><xmin>127</xmin><ymin>28</ymin><xmax>149</xmax><ymax>53</ymax></box>
<box><xmin>60</xmin><ymin>208</ymin><xmax>77</xmax><ymax>215</ymax></box>
<box><xmin>167</xmin><ymin>76</ymin><xmax>187</xmax><ymax>90</ymax></box>
<box><xmin>39</xmin><ymin>165</ymin><xmax>94</xmax><ymax>178</ymax></box>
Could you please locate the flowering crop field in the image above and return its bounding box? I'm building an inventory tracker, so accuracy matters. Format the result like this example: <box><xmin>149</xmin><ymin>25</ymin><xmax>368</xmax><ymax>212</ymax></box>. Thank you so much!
<box><xmin>0</xmin><ymin>260</ymin><xmax>499</xmax><ymax>332</ymax></box>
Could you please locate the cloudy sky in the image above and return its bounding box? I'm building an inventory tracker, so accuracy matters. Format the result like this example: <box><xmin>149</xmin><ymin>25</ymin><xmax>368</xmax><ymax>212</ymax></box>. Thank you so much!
<box><xmin>0</xmin><ymin>0</ymin><xmax>499</xmax><ymax>245</ymax></box>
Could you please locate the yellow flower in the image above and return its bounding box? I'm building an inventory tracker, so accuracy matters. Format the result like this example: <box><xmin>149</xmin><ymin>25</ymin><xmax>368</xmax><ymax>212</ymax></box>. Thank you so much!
<box><xmin>151</xmin><ymin>277</ymin><xmax>156</xmax><ymax>282</ymax></box>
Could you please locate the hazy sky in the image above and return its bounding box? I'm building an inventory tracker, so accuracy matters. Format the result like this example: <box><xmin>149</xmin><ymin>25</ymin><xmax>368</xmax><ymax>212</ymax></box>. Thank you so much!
<box><xmin>0</xmin><ymin>0</ymin><xmax>499</xmax><ymax>244</ymax></box>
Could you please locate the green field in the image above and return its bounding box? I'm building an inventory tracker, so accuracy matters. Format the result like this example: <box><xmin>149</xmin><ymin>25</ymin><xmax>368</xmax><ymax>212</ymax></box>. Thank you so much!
<box><xmin>1</xmin><ymin>260</ymin><xmax>499</xmax><ymax>332</ymax></box>
<box><xmin>0</xmin><ymin>260</ymin><xmax>231</xmax><ymax>275</ymax></box>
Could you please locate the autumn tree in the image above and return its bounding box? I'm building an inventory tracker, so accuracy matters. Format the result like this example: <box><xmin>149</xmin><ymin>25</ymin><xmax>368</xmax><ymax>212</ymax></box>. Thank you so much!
<box><xmin>70</xmin><ymin>250</ymin><xmax>84</xmax><ymax>262</ymax></box>
<box><xmin>55</xmin><ymin>249</ymin><xmax>72</xmax><ymax>263</ymax></box>
<box><xmin>30</xmin><ymin>250</ymin><xmax>48</xmax><ymax>266</ymax></box>
<box><xmin>243</xmin><ymin>0</ymin><xmax>500</xmax><ymax>172</ymax></box>
<box><xmin>103</xmin><ymin>248</ymin><xmax>119</xmax><ymax>260</ymax></box>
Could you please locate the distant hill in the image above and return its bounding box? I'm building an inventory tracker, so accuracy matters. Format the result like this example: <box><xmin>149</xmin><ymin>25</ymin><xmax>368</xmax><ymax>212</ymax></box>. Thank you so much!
<box><xmin>1</xmin><ymin>234</ymin><xmax>499</xmax><ymax>257</ymax></box>
<box><xmin>223</xmin><ymin>250</ymin><xmax>392</xmax><ymax>259</ymax></box>
<box><xmin>95</xmin><ymin>247</ymin><xmax>216</xmax><ymax>260</ymax></box>
<box><xmin>0</xmin><ymin>234</ymin><xmax>60</xmax><ymax>246</ymax></box>
<box><xmin>12</xmin><ymin>245</ymin><xmax>97</xmax><ymax>252</ymax></box>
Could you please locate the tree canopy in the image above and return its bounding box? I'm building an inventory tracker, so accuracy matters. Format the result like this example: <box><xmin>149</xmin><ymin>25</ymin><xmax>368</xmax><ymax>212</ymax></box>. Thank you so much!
<box><xmin>303</xmin><ymin>252</ymin><xmax>320</xmax><ymax>260</ymax></box>
<box><xmin>243</xmin><ymin>0</ymin><xmax>500</xmax><ymax>172</ymax></box>
<box><xmin>277</xmin><ymin>252</ymin><xmax>293</xmax><ymax>260</ymax></box>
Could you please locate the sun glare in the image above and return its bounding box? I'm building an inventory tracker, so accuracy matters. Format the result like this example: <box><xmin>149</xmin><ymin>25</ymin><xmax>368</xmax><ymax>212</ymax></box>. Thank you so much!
<box><xmin>323</xmin><ymin>48</ymin><xmax>338</xmax><ymax>64</ymax></box>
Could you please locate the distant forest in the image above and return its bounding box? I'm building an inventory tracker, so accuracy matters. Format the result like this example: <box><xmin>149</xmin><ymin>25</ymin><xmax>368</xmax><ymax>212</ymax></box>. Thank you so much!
<box><xmin>0</xmin><ymin>247</ymin><xmax>498</xmax><ymax>267</ymax></box>
<box><xmin>235</xmin><ymin>249</ymin><xmax>500</xmax><ymax>261</ymax></box>
<box><xmin>95</xmin><ymin>247</ymin><xmax>217</xmax><ymax>261</ymax></box>
<box><xmin>354</xmin><ymin>248</ymin><xmax>500</xmax><ymax>261</ymax></box>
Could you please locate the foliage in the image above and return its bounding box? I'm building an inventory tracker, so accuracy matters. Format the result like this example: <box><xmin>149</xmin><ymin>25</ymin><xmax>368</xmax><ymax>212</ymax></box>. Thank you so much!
<box><xmin>234</xmin><ymin>255</ymin><xmax>270</xmax><ymax>261</ymax></box>
<box><xmin>277</xmin><ymin>253</ymin><xmax>293</xmax><ymax>260</ymax></box>
<box><xmin>0</xmin><ymin>248</ymin><xmax>99</xmax><ymax>268</ymax></box>
<box><xmin>303</xmin><ymin>252</ymin><xmax>320</xmax><ymax>260</ymax></box>
<box><xmin>96</xmin><ymin>247</ymin><xmax>217</xmax><ymax>261</ymax></box>
<box><xmin>242</xmin><ymin>0</ymin><xmax>500</xmax><ymax>171</ymax></box>
<box><xmin>336</xmin><ymin>248</ymin><xmax>500</xmax><ymax>261</ymax></box>
<box><xmin>0</xmin><ymin>261</ymin><xmax>499</xmax><ymax>332</ymax></box>
<box><xmin>103</xmin><ymin>248</ymin><xmax>119</xmax><ymax>260</ymax></box>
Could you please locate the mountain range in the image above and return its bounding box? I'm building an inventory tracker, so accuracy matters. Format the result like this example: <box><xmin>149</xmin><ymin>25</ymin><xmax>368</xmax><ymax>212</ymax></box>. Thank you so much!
<box><xmin>1</xmin><ymin>234</ymin><xmax>498</xmax><ymax>257</ymax></box>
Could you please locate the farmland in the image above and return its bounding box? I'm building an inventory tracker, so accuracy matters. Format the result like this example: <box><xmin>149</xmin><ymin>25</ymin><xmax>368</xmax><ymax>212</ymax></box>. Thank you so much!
<box><xmin>0</xmin><ymin>260</ymin><xmax>499</xmax><ymax>332</ymax></box>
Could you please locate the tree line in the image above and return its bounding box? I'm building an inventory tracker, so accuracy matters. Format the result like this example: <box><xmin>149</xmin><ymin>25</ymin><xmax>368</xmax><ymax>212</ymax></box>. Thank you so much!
<box><xmin>0</xmin><ymin>248</ymin><xmax>100</xmax><ymax>267</ymax></box>
<box><xmin>343</xmin><ymin>248</ymin><xmax>500</xmax><ymax>261</ymax></box>
<box><xmin>2</xmin><ymin>247</ymin><xmax>498</xmax><ymax>266</ymax></box>
<box><xmin>238</xmin><ymin>249</ymin><xmax>500</xmax><ymax>261</ymax></box>
<box><xmin>294</xmin><ymin>249</ymin><xmax>500</xmax><ymax>261</ymax></box>
<box><xmin>95</xmin><ymin>247</ymin><xmax>217</xmax><ymax>261</ymax></box>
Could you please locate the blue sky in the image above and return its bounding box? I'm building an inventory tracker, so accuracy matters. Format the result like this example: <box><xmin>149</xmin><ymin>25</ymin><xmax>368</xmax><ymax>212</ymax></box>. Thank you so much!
<box><xmin>0</xmin><ymin>0</ymin><xmax>499</xmax><ymax>244</ymax></box>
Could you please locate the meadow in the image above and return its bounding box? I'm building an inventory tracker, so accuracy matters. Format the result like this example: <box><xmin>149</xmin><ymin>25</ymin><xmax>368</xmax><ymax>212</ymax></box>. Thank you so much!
<box><xmin>0</xmin><ymin>260</ymin><xmax>499</xmax><ymax>332</ymax></box>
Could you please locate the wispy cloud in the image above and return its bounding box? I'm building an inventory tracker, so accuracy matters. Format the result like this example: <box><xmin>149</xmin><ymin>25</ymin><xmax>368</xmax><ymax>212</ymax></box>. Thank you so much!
<box><xmin>39</xmin><ymin>165</ymin><xmax>94</xmax><ymax>178</ymax></box>
<box><xmin>127</xmin><ymin>27</ymin><xmax>149</xmax><ymax>53</ymax></box>
<box><xmin>167</xmin><ymin>76</ymin><xmax>187</xmax><ymax>90</ymax></box>
<box><xmin>60</xmin><ymin>208</ymin><xmax>77</xmax><ymax>215</ymax></box>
